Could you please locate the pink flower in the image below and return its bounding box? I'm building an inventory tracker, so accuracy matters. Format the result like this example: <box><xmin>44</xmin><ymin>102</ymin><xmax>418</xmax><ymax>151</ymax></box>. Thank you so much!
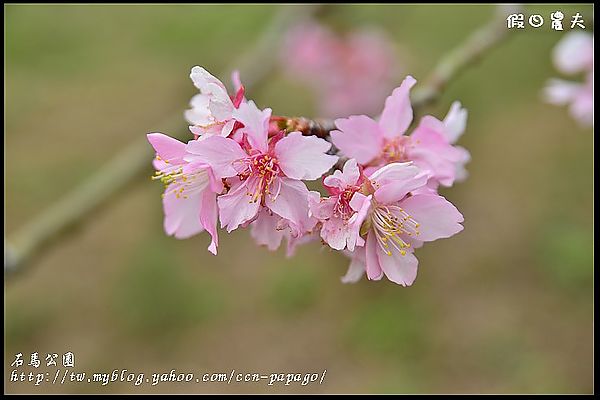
<box><xmin>147</xmin><ymin>133</ymin><xmax>222</xmax><ymax>255</ymax></box>
<box><xmin>281</xmin><ymin>20</ymin><xmax>399</xmax><ymax>118</ymax></box>
<box><xmin>308</xmin><ymin>159</ymin><xmax>371</xmax><ymax>251</ymax></box>
<box><xmin>340</xmin><ymin>162</ymin><xmax>464</xmax><ymax>286</ymax></box>
<box><xmin>331</xmin><ymin>76</ymin><xmax>469</xmax><ymax>188</ymax></box>
<box><xmin>148</xmin><ymin>65</ymin><xmax>468</xmax><ymax>285</ymax></box>
<box><xmin>441</xmin><ymin>101</ymin><xmax>471</xmax><ymax>183</ymax></box>
<box><xmin>249</xmin><ymin>208</ymin><xmax>318</xmax><ymax>256</ymax></box>
<box><xmin>185</xmin><ymin>100</ymin><xmax>338</xmax><ymax>234</ymax></box>
<box><xmin>552</xmin><ymin>31</ymin><xmax>593</xmax><ymax>75</ymax></box>
<box><xmin>185</xmin><ymin>66</ymin><xmax>246</xmax><ymax>138</ymax></box>
<box><xmin>544</xmin><ymin>32</ymin><xmax>594</xmax><ymax>127</ymax></box>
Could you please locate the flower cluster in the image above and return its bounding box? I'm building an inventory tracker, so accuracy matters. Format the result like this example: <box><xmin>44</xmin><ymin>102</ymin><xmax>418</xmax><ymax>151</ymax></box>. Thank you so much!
<box><xmin>148</xmin><ymin>66</ymin><xmax>469</xmax><ymax>286</ymax></box>
<box><xmin>544</xmin><ymin>32</ymin><xmax>593</xmax><ymax>127</ymax></box>
<box><xmin>280</xmin><ymin>19</ymin><xmax>399</xmax><ymax>118</ymax></box>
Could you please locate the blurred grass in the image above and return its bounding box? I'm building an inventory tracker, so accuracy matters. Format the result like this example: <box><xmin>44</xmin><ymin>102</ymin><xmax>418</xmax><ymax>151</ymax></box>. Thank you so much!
<box><xmin>265</xmin><ymin>257</ymin><xmax>321</xmax><ymax>316</ymax></box>
<box><xmin>343</xmin><ymin>294</ymin><xmax>431</xmax><ymax>361</ymax></box>
<box><xmin>5</xmin><ymin>3</ymin><xmax>593</xmax><ymax>394</ymax></box>
<box><xmin>111</xmin><ymin>236</ymin><xmax>227</xmax><ymax>345</ymax></box>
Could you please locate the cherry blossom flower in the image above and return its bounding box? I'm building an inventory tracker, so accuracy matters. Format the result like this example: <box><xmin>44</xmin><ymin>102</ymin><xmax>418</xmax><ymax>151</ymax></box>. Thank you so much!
<box><xmin>185</xmin><ymin>100</ymin><xmax>338</xmax><ymax>235</ymax></box>
<box><xmin>340</xmin><ymin>162</ymin><xmax>464</xmax><ymax>286</ymax></box>
<box><xmin>308</xmin><ymin>159</ymin><xmax>371</xmax><ymax>251</ymax></box>
<box><xmin>185</xmin><ymin>66</ymin><xmax>246</xmax><ymax>138</ymax></box>
<box><xmin>147</xmin><ymin>133</ymin><xmax>222</xmax><ymax>254</ymax></box>
<box><xmin>544</xmin><ymin>32</ymin><xmax>594</xmax><ymax>127</ymax></box>
<box><xmin>281</xmin><ymin>19</ymin><xmax>399</xmax><ymax>118</ymax></box>
<box><xmin>331</xmin><ymin>76</ymin><xmax>469</xmax><ymax>188</ymax></box>
<box><xmin>148</xmin><ymin>65</ymin><xmax>469</xmax><ymax>286</ymax></box>
<box><xmin>249</xmin><ymin>208</ymin><xmax>318</xmax><ymax>256</ymax></box>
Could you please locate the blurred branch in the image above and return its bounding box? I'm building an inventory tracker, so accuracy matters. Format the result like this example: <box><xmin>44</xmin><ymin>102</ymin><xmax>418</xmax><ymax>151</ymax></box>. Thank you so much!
<box><xmin>287</xmin><ymin>5</ymin><xmax>520</xmax><ymax>138</ymax></box>
<box><xmin>4</xmin><ymin>5</ymin><xmax>324</xmax><ymax>277</ymax></box>
<box><xmin>410</xmin><ymin>4</ymin><xmax>520</xmax><ymax>107</ymax></box>
<box><xmin>5</xmin><ymin>4</ymin><xmax>517</xmax><ymax>277</ymax></box>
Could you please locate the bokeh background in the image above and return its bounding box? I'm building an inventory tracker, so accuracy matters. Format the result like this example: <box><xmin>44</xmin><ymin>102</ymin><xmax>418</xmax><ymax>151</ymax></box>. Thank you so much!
<box><xmin>4</xmin><ymin>4</ymin><xmax>593</xmax><ymax>394</ymax></box>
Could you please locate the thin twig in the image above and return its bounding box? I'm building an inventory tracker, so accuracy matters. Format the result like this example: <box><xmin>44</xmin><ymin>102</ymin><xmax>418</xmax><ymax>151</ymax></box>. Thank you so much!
<box><xmin>410</xmin><ymin>5</ymin><xmax>520</xmax><ymax>107</ymax></box>
<box><xmin>4</xmin><ymin>5</ymin><xmax>323</xmax><ymax>276</ymax></box>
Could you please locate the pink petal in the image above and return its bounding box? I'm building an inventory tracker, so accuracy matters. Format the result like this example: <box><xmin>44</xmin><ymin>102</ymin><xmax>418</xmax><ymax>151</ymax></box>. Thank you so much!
<box><xmin>275</xmin><ymin>131</ymin><xmax>338</xmax><ymax>180</ymax></box>
<box><xmin>163</xmin><ymin>190</ymin><xmax>204</xmax><ymax>239</ymax></box>
<box><xmin>185</xmin><ymin>136</ymin><xmax>246</xmax><ymax>178</ymax></box>
<box><xmin>415</xmin><ymin>115</ymin><xmax>448</xmax><ymax>140</ymax></box>
<box><xmin>369</xmin><ymin>162</ymin><xmax>420</xmax><ymax>186</ymax></box>
<box><xmin>286</xmin><ymin>231</ymin><xmax>317</xmax><ymax>258</ymax></box>
<box><xmin>378</xmin><ymin>75</ymin><xmax>417</xmax><ymax>139</ymax></box>
<box><xmin>544</xmin><ymin>79</ymin><xmax>580</xmax><ymax>105</ymax></box>
<box><xmin>374</xmin><ymin>171</ymin><xmax>430</xmax><ymax>205</ymax></box>
<box><xmin>331</xmin><ymin>115</ymin><xmax>383</xmax><ymax>164</ymax></box>
<box><xmin>349</xmin><ymin>192</ymin><xmax>369</xmax><ymax>212</ymax></box>
<box><xmin>209</xmin><ymin>97</ymin><xmax>234</xmax><ymax>122</ymax></box>
<box><xmin>369</xmin><ymin>162</ymin><xmax>428</xmax><ymax>204</ymax></box>
<box><xmin>346</xmin><ymin>193</ymin><xmax>372</xmax><ymax>251</ymax></box>
<box><xmin>220</xmin><ymin>119</ymin><xmax>236</xmax><ymax>137</ymax></box>
<box><xmin>553</xmin><ymin>32</ymin><xmax>594</xmax><ymax>75</ymax></box>
<box><xmin>323</xmin><ymin>158</ymin><xmax>360</xmax><ymax>190</ymax></box>
<box><xmin>152</xmin><ymin>157</ymin><xmax>168</xmax><ymax>171</ymax></box>
<box><xmin>231</xmin><ymin>70</ymin><xmax>243</xmax><ymax>93</ymax></box>
<box><xmin>265</xmin><ymin>177</ymin><xmax>310</xmax><ymax>231</ymax></box>
<box><xmin>412</xmin><ymin>177</ymin><xmax>440</xmax><ymax>196</ymax></box>
<box><xmin>365</xmin><ymin>233</ymin><xmax>383</xmax><ymax>280</ymax></box>
<box><xmin>443</xmin><ymin>101</ymin><xmax>468</xmax><ymax>144</ymax></box>
<box><xmin>409</xmin><ymin>116</ymin><xmax>465</xmax><ymax>187</ymax></box>
<box><xmin>341</xmin><ymin>248</ymin><xmax>366</xmax><ymax>284</ymax></box>
<box><xmin>570</xmin><ymin>82</ymin><xmax>593</xmax><ymax>127</ymax></box>
<box><xmin>199</xmin><ymin>189</ymin><xmax>219</xmax><ymax>255</ymax></box>
<box><xmin>453</xmin><ymin>145</ymin><xmax>471</xmax><ymax>182</ymax></box>
<box><xmin>189</xmin><ymin>121</ymin><xmax>226</xmax><ymax>139</ymax></box>
<box><xmin>190</xmin><ymin>66</ymin><xmax>228</xmax><ymax>94</ymax></box>
<box><xmin>217</xmin><ymin>179</ymin><xmax>260</xmax><ymax>232</ymax></box>
<box><xmin>399</xmin><ymin>194</ymin><xmax>464</xmax><ymax>242</ymax></box>
<box><xmin>203</xmin><ymin>163</ymin><xmax>224</xmax><ymax>194</ymax></box>
<box><xmin>376</xmin><ymin>245</ymin><xmax>418</xmax><ymax>286</ymax></box>
<box><xmin>231</xmin><ymin>100</ymin><xmax>271</xmax><ymax>152</ymax></box>
<box><xmin>250</xmin><ymin>209</ymin><xmax>285</xmax><ymax>251</ymax></box>
<box><xmin>185</xmin><ymin>94</ymin><xmax>212</xmax><ymax>126</ymax></box>
<box><xmin>147</xmin><ymin>133</ymin><xmax>186</xmax><ymax>165</ymax></box>
<box><xmin>308</xmin><ymin>192</ymin><xmax>336</xmax><ymax>220</ymax></box>
<box><xmin>320</xmin><ymin>217</ymin><xmax>349</xmax><ymax>250</ymax></box>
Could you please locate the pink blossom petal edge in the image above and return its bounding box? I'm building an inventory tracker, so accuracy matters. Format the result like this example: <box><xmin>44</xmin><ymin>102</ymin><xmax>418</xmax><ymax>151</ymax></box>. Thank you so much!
<box><xmin>378</xmin><ymin>75</ymin><xmax>417</xmax><ymax>139</ymax></box>
<box><xmin>274</xmin><ymin>131</ymin><xmax>338</xmax><ymax>180</ymax></box>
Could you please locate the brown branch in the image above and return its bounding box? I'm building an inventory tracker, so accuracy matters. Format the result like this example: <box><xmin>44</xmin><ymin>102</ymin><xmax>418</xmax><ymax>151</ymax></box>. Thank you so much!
<box><xmin>282</xmin><ymin>117</ymin><xmax>336</xmax><ymax>139</ymax></box>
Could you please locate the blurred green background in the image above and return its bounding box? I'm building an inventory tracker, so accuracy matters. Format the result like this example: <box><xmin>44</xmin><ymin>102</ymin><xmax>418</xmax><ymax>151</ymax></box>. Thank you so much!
<box><xmin>5</xmin><ymin>4</ymin><xmax>593</xmax><ymax>394</ymax></box>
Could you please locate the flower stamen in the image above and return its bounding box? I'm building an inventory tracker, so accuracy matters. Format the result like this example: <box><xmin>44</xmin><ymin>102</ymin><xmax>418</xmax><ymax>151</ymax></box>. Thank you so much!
<box><xmin>236</xmin><ymin>154</ymin><xmax>281</xmax><ymax>205</ymax></box>
<box><xmin>371</xmin><ymin>204</ymin><xmax>420</xmax><ymax>256</ymax></box>
<box><xmin>152</xmin><ymin>167</ymin><xmax>209</xmax><ymax>200</ymax></box>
